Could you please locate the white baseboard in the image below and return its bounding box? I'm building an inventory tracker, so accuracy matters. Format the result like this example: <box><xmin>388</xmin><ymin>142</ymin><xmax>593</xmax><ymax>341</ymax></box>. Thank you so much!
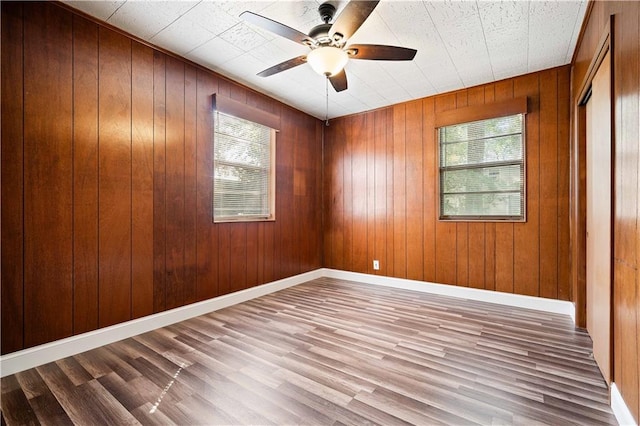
<box><xmin>8</xmin><ymin>267</ymin><xmax>631</xmax><ymax>421</ymax></box>
<box><xmin>0</xmin><ymin>269</ymin><xmax>323</xmax><ymax>378</ymax></box>
<box><xmin>612</xmin><ymin>383</ymin><xmax>638</xmax><ymax>426</ymax></box>
<box><xmin>0</xmin><ymin>268</ymin><xmax>577</xmax><ymax>378</ymax></box>
<box><xmin>322</xmin><ymin>268</ymin><xmax>576</xmax><ymax>320</ymax></box>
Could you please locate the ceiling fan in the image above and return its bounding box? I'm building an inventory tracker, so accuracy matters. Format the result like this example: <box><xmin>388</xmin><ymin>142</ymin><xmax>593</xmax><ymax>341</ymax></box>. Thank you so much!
<box><xmin>240</xmin><ymin>1</ymin><xmax>417</xmax><ymax>92</ymax></box>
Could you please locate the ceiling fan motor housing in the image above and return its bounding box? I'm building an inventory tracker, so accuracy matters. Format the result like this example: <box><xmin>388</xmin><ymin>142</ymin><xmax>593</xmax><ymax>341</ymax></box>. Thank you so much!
<box><xmin>308</xmin><ymin>23</ymin><xmax>333</xmax><ymax>45</ymax></box>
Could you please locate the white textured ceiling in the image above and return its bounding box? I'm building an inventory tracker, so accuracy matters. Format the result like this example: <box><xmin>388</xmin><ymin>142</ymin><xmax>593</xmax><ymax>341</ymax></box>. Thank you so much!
<box><xmin>64</xmin><ymin>0</ymin><xmax>588</xmax><ymax>120</ymax></box>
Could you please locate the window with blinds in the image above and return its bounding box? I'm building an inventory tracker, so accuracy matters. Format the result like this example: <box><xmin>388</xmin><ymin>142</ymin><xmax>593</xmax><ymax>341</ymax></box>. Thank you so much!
<box><xmin>439</xmin><ymin>113</ymin><xmax>525</xmax><ymax>221</ymax></box>
<box><xmin>213</xmin><ymin>111</ymin><xmax>276</xmax><ymax>222</ymax></box>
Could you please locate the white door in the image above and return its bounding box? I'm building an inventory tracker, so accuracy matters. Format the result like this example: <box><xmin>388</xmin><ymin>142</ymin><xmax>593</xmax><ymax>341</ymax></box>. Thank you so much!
<box><xmin>586</xmin><ymin>51</ymin><xmax>611</xmax><ymax>384</ymax></box>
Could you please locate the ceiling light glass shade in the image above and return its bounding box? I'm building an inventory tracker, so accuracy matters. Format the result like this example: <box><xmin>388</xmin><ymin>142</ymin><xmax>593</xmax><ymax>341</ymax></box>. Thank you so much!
<box><xmin>307</xmin><ymin>46</ymin><xmax>349</xmax><ymax>77</ymax></box>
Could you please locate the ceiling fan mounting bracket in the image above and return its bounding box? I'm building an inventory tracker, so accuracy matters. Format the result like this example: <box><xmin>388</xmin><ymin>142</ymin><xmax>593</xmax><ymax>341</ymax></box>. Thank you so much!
<box><xmin>318</xmin><ymin>3</ymin><xmax>337</xmax><ymax>24</ymax></box>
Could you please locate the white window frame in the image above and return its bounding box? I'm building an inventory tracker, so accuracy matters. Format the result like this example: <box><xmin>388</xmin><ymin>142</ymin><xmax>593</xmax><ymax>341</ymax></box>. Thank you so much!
<box><xmin>437</xmin><ymin>113</ymin><xmax>527</xmax><ymax>222</ymax></box>
<box><xmin>213</xmin><ymin>111</ymin><xmax>276</xmax><ymax>223</ymax></box>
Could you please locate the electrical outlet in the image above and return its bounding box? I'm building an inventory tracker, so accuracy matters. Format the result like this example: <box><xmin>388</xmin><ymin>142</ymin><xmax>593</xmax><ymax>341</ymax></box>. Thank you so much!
<box><xmin>373</xmin><ymin>260</ymin><xmax>380</xmax><ymax>270</ymax></box>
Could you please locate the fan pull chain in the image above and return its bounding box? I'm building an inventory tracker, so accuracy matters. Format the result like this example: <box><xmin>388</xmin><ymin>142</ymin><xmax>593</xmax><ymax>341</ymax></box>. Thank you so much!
<box><xmin>325</xmin><ymin>77</ymin><xmax>330</xmax><ymax>126</ymax></box>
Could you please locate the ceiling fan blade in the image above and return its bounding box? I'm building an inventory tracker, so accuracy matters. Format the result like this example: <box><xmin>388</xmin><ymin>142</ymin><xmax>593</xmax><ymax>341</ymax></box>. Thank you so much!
<box><xmin>329</xmin><ymin>0</ymin><xmax>380</xmax><ymax>41</ymax></box>
<box><xmin>329</xmin><ymin>69</ymin><xmax>348</xmax><ymax>92</ymax></box>
<box><xmin>257</xmin><ymin>55</ymin><xmax>307</xmax><ymax>77</ymax></box>
<box><xmin>348</xmin><ymin>44</ymin><xmax>417</xmax><ymax>61</ymax></box>
<box><xmin>240</xmin><ymin>11</ymin><xmax>311</xmax><ymax>45</ymax></box>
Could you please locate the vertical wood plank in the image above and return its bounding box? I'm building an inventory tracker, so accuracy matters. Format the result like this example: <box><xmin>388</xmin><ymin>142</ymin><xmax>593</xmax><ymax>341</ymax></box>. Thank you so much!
<box><xmin>195</xmin><ymin>70</ymin><xmax>218</xmax><ymax>301</ymax></box>
<box><xmin>23</xmin><ymin>2</ymin><xmax>74</xmax><ymax>346</ymax></box>
<box><xmin>455</xmin><ymin>219</ymin><xmax>468</xmax><ymax>278</ymax></box>
<box><xmin>393</xmin><ymin>105</ymin><xmax>407</xmax><ymax>278</ymax></box>
<box><xmin>1</xmin><ymin>1</ymin><xmax>25</xmax><ymax>353</ymax></box>
<box><xmin>557</xmin><ymin>66</ymin><xmax>571</xmax><ymax>301</ymax></box>
<box><xmin>323</xmin><ymin>122</ymin><xmax>337</xmax><ymax>269</ymax></box>
<box><xmin>73</xmin><ymin>16</ymin><xmax>99</xmax><ymax>333</ymax></box>
<box><xmin>616</xmin><ymin>264</ymin><xmax>639</xmax><ymax>420</ymax></box>
<box><xmin>634</xmin><ymin>6</ymin><xmax>640</xmax><ymax>419</ymax></box>
<box><xmin>263</xmin><ymin>221</ymin><xmax>275</xmax><ymax>283</ymax></box>
<box><xmin>325</xmin><ymin>119</ymin><xmax>347</xmax><ymax>269</ymax></box>
<box><xmin>343</xmin><ymin>115</ymin><xmax>354</xmax><ymax>272</ymax></box>
<box><xmin>275</xmin><ymin>107</ymin><xmax>295</xmax><ymax>279</ymax></box>
<box><xmin>374</xmin><ymin>110</ymin><xmax>387</xmax><ymax>275</ymax></box>
<box><xmin>164</xmin><ymin>57</ymin><xmax>186</xmax><ymax>310</ymax></box>
<box><xmin>434</xmin><ymin>94</ymin><xmax>457</xmax><ymax>285</ymax></box>
<box><xmin>406</xmin><ymin>100</ymin><xmax>424</xmax><ymax>281</ymax></box>
<box><xmin>514</xmin><ymin>73</ymin><xmax>540</xmax><ymax>297</ymax></box>
<box><xmin>313</xmin><ymin>120</ymin><xmax>324</xmax><ymax>269</ymax></box>
<box><xmin>183</xmin><ymin>65</ymin><xmax>198</xmax><ymax>301</ymax></box>
<box><xmin>494</xmin><ymin>80</ymin><xmax>515</xmax><ymax>293</ymax></box>
<box><xmin>273</xmin><ymin>100</ymin><xmax>285</xmax><ymax>279</ymax></box>
<box><xmin>257</xmin><ymin>221</ymin><xmax>266</xmax><ymax>284</ymax></box>
<box><xmin>385</xmin><ymin>108</ymin><xmax>395</xmax><ymax>277</ymax></box>
<box><xmin>423</xmin><ymin>98</ymin><xmax>437</xmax><ymax>283</ymax></box>
<box><xmin>98</xmin><ymin>27</ymin><xmax>132</xmax><ymax>327</ymax></box>
<box><xmin>614</xmin><ymin>1</ymin><xmax>639</xmax><ymax>304</ymax></box>
<box><xmin>229</xmin><ymin>223</ymin><xmax>247</xmax><ymax>293</ymax></box>
<box><xmin>288</xmin><ymin>110</ymin><xmax>300</xmax><ymax>277</ymax></box>
<box><xmin>131</xmin><ymin>41</ymin><xmax>154</xmax><ymax>319</ymax></box>
<box><xmin>484</xmin><ymin>222</ymin><xmax>496</xmax><ymax>291</ymax></box>
<box><xmin>292</xmin><ymin>111</ymin><xmax>305</xmax><ymax>275</ymax></box>
<box><xmin>153</xmin><ymin>51</ymin><xmax>167</xmax><ymax>312</ymax></box>
<box><xmin>296</xmin><ymin>114</ymin><xmax>309</xmax><ymax>275</ymax></box>
<box><xmin>366</xmin><ymin>112</ymin><xmax>376</xmax><ymax>274</ymax></box>
<box><xmin>218</xmin><ymin>223</ymin><xmax>231</xmax><ymax>296</ymax></box>
<box><xmin>300</xmin><ymin>120</ymin><xmax>317</xmax><ymax>271</ymax></box>
<box><xmin>293</xmin><ymin>114</ymin><xmax>318</xmax><ymax>273</ymax></box>
<box><xmin>246</xmin><ymin>222</ymin><xmax>259</xmax><ymax>288</ymax></box>
<box><xmin>572</xmin><ymin>104</ymin><xmax>587</xmax><ymax>326</ymax></box>
<box><xmin>302</xmin><ymin>114</ymin><xmax>315</xmax><ymax>273</ymax></box>
<box><xmin>539</xmin><ymin>68</ymin><xmax>559</xmax><ymax>299</ymax></box>
<box><xmin>352</xmin><ymin>114</ymin><xmax>368</xmax><ymax>273</ymax></box>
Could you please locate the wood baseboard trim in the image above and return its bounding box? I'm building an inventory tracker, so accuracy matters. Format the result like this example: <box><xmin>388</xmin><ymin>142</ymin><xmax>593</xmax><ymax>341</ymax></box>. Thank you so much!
<box><xmin>321</xmin><ymin>269</ymin><xmax>576</xmax><ymax>322</ymax></box>
<box><xmin>0</xmin><ymin>269</ymin><xmax>324</xmax><ymax>377</ymax></box>
<box><xmin>611</xmin><ymin>383</ymin><xmax>638</xmax><ymax>426</ymax></box>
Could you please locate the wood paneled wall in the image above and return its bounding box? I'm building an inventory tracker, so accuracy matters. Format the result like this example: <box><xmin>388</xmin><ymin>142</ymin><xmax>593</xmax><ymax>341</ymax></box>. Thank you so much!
<box><xmin>0</xmin><ymin>2</ymin><xmax>323</xmax><ymax>354</ymax></box>
<box><xmin>324</xmin><ymin>66</ymin><xmax>571</xmax><ymax>300</ymax></box>
<box><xmin>571</xmin><ymin>1</ymin><xmax>640</xmax><ymax>422</ymax></box>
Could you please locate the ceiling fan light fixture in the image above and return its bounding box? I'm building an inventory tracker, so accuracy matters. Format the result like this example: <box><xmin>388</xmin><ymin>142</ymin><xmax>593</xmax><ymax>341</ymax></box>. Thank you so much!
<box><xmin>307</xmin><ymin>46</ymin><xmax>349</xmax><ymax>77</ymax></box>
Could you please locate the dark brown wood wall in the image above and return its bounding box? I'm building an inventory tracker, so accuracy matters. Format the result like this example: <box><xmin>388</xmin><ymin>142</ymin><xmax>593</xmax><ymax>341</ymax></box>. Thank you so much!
<box><xmin>0</xmin><ymin>1</ymin><xmax>323</xmax><ymax>354</ymax></box>
<box><xmin>324</xmin><ymin>67</ymin><xmax>571</xmax><ymax>300</ymax></box>
<box><xmin>571</xmin><ymin>1</ymin><xmax>640</xmax><ymax>422</ymax></box>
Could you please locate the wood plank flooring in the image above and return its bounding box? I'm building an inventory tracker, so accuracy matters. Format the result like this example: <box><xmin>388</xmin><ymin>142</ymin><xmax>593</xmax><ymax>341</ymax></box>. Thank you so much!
<box><xmin>1</xmin><ymin>277</ymin><xmax>617</xmax><ymax>425</ymax></box>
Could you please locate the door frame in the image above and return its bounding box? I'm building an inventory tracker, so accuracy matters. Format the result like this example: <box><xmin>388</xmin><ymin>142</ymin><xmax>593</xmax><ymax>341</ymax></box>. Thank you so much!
<box><xmin>571</xmin><ymin>14</ymin><xmax>615</xmax><ymax>379</ymax></box>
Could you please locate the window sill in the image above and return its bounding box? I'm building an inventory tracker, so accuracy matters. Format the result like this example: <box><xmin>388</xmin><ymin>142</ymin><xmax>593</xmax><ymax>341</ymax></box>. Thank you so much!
<box><xmin>438</xmin><ymin>217</ymin><xmax>526</xmax><ymax>223</ymax></box>
<box><xmin>213</xmin><ymin>216</ymin><xmax>276</xmax><ymax>224</ymax></box>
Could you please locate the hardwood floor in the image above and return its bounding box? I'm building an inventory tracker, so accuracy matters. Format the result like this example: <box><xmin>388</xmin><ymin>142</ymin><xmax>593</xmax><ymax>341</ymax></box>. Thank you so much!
<box><xmin>1</xmin><ymin>277</ymin><xmax>616</xmax><ymax>425</ymax></box>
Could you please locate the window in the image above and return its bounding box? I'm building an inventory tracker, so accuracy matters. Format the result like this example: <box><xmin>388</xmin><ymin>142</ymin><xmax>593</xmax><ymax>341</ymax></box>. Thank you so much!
<box><xmin>213</xmin><ymin>111</ymin><xmax>276</xmax><ymax>222</ymax></box>
<box><xmin>438</xmin><ymin>113</ymin><xmax>525</xmax><ymax>221</ymax></box>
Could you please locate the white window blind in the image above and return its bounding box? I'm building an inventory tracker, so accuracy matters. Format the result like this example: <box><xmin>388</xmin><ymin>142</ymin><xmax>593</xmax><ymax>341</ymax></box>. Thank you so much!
<box><xmin>213</xmin><ymin>111</ymin><xmax>274</xmax><ymax>221</ymax></box>
<box><xmin>439</xmin><ymin>113</ymin><xmax>525</xmax><ymax>221</ymax></box>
